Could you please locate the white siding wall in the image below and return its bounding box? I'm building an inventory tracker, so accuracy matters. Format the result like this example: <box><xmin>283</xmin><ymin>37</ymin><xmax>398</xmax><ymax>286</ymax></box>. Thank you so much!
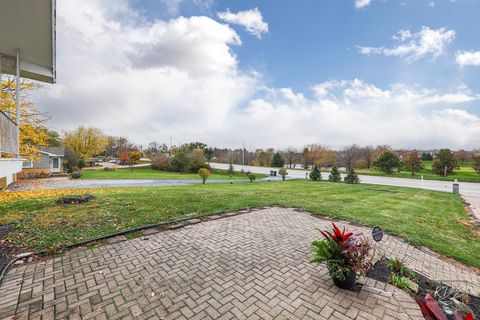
<box><xmin>0</xmin><ymin>158</ymin><xmax>23</xmax><ymax>186</ymax></box>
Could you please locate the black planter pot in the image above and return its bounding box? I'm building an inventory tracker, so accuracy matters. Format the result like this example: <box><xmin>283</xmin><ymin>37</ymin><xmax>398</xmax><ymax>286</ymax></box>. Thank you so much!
<box><xmin>332</xmin><ymin>271</ymin><xmax>357</xmax><ymax>290</ymax></box>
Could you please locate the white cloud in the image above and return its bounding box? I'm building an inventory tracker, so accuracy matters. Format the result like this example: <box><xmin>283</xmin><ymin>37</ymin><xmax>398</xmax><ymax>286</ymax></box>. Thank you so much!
<box><xmin>456</xmin><ymin>51</ymin><xmax>480</xmax><ymax>67</ymax></box>
<box><xmin>235</xmin><ymin>80</ymin><xmax>479</xmax><ymax>149</ymax></box>
<box><xmin>31</xmin><ymin>1</ymin><xmax>480</xmax><ymax>150</ymax></box>
<box><xmin>217</xmin><ymin>8</ymin><xmax>268</xmax><ymax>38</ymax></box>
<box><xmin>357</xmin><ymin>27</ymin><xmax>455</xmax><ymax>62</ymax></box>
<box><xmin>355</xmin><ymin>0</ymin><xmax>372</xmax><ymax>9</ymax></box>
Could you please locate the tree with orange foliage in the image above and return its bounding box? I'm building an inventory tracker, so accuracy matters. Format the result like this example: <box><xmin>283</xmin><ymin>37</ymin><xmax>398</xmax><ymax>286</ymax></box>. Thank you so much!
<box><xmin>0</xmin><ymin>79</ymin><xmax>49</xmax><ymax>159</ymax></box>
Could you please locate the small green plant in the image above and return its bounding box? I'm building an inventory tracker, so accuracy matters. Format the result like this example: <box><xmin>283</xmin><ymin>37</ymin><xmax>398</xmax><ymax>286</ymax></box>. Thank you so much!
<box><xmin>344</xmin><ymin>169</ymin><xmax>360</xmax><ymax>184</ymax></box>
<box><xmin>309</xmin><ymin>165</ymin><xmax>321</xmax><ymax>181</ymax></box>
<box><xmin>387</xmin><ymin>258</ymin><xmax>413</xmax><ymax>277</ymax></box>
<box><xmin>278</xmin><ymin>168</ymin><xmax>288</xmax><ymax>181</ymax></box>
<box><xmin>247</xmin><ymin>172</ymin><xmax>256</xmax><ymax>182</ymax></box>
<box><xmin>328</xmin><ymin>166</ymin><xmax>342</xmax><ymax>182</ymax></box>
<box><xmin>198</xmin><ymin>168</ymin><xmax>211</xmax><ymax>184</ymax></box>
<box><xmin>389</xmin><ymin>274</ymin><xmax>415</xmax><ymax>292</ymax></box>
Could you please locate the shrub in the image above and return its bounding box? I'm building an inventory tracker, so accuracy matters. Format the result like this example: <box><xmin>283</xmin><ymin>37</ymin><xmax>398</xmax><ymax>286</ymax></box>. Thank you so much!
<box><xmin>63</xmin><ymin>147</ymin><xmax>79</xmax><ymax>172</ymax></box>
<box><xmin>328</xmin><ymin>166</ymin><xmax>342</xmax><ymax>182</ymax></box>
<box><xmin>374</xmin><ymin>151</ymin><xmax>402</xmax><ymax>174</ymax></box>
<box><xmin>171</xmin><ymin>149</ymin><xmax>188</xmax><ymax>172</ymax></box>
<box><xmin>432</xmin><ymin>148</ymin><xmax>457</xmax><ymax>176</ymax></box>
<box><xmin>77</xmin><ymin>158</ymin><xmax>86</xmax><ymax>170</ymax></box>
<box><xmin>129</xmin><ymin>150</ymin><xmax>141</xmax><ymax>164</ymax></box>
<box><xmin>187</xmin><ymin>149</ymin><xmax>208</xmax><ymax>173</ymax></box>
<box><xmin>69</xmin><ymin>166</ymin><xmax>79</xmax><ymax>173</ymax></box>
<box><xmin>103</xmin><ymin>167</ymin><xmax>115</xmax><ymax>171</ymax></box>
<box><xmin>198</xmin><ymin>168</ymin><xmax>210</xmax><ymax>184</ymax></box>
<box><xmin>309</xmin><ymin>165</ymin><xmax>321</xmax><ymax>181</ymax></box>
<box><xmin>247</xmin><ymin>172</ymin><xmax>256</xmax><ymax>182</ymax></box>
<box><xmin>278</xmin><ymin>168</ymin><xmax>288</xmax><ymax>181</ymax></box>
<box><xmin>271</xmin><ymin>152</ymin><xmax>285</xmax><ymax>167</ymax></box>
<box><xmin>355</xmin><ymin>159</ymin><xmax>368</xmax><ymax>169</ymax></box>
<box><xmin>344</xmin><ymin>169</ymin><xmax>360</xmax><ymax>184</ymax></box>
<box><xmin>70</xmin><ymin>171</ymin><xmax>82</xmax><ymax>179</ymax></box>
<box><xmin>151</xmin><ymin>153</ymin><xmax>171</xmax><ymax>171</ymax></box>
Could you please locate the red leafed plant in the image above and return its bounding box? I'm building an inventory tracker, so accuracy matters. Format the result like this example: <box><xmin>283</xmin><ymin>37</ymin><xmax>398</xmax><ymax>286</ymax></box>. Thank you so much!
<box><xmin>311</xmin><ymin>223</ymin><xmax>374</xmax><ymax>282</ymax></box>
<box><xmin>320</xmin><ymin>223</ymin><xmax>354</xmax><ymax>245</ymax></box>
<box><xmin>417</xmin><ymin>293</ymin><xmax>474</xmax><ymax>320</ymax></box>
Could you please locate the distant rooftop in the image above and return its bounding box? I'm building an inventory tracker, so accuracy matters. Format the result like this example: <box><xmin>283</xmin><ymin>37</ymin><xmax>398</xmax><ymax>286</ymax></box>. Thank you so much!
<box><xmin>39</xmin><ymin>146</ymin><xmax>64</xmax><ymax>157</ymax></box>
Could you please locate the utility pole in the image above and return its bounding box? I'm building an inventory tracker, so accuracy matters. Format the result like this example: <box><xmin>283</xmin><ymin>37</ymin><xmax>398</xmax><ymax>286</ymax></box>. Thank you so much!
<box><xmin>15</xmin><ymin>49</ymin><xmax>20</xmax><ymax>159</ymax></box>
<box><xmin>242</xmin><ymin>139</ymin><xmax>245</xmax><ymax>166</ymax></box>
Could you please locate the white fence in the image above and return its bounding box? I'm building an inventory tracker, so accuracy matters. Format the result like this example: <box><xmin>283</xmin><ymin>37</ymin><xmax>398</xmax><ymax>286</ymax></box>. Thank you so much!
<box><xmin>0</xmin><ymin>110</ymin><xmax>18</xmax><ymax>155</ymax></box>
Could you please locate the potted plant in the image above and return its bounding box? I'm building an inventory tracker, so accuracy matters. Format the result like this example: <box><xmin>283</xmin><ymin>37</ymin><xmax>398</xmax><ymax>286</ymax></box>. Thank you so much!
<box><xmin>311</xmin><ymin>223</ymin><xmax>374</xmax><ymax>289</ymax></box>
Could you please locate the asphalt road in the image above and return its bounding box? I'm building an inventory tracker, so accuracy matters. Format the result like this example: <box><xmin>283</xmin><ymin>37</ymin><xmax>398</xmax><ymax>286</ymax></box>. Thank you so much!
<box><xmin>209</xmin><ymin>162</ymin><xmax>480</xmax><ymax>220</ymax></box>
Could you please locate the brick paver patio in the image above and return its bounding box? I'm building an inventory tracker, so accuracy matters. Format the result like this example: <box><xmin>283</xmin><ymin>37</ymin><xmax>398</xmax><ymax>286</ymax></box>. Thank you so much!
<box><xmin>1</xmin><ymin>207</ymin><xmax>479</xmax><ymax>319</ymax></box>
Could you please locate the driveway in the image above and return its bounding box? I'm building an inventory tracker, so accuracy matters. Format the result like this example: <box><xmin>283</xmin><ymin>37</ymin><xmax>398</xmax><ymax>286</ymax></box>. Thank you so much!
<box><xmin>8</xmin><ymin>176</ymin><xmax>282</xmax><ymax>191</ymax></box>
<box><xmin>8</xmin><ymin>177</ymin><xmax>223</xmax><ymax>190</ymax></box>
<box><xmin>210</xmin><ymin>162</ymin><xmax>480</xmax><ymax>220</ymax></box>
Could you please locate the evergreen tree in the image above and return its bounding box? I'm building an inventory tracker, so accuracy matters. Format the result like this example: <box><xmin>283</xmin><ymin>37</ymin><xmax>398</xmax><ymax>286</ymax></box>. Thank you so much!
<box><xmin>374</xmin><ymin>151</ymin><xmax>402</xmax><ymax>174</ymax></box>
<box><xmin>344</xmin><ymin>169</ymin><xmax>360</xmax><ymax>184</ymax></box>
<box><xmin>421</xmin><ymin>152</ymin><xmax>433</xmax><ymax>161</ymax></box>
<box><xmin>309</xmin><ymin>165</ymin><xmax>321</xmax><ymax>181</ymax></box>
<box><xmin>271</xmin><ymin>152</ymin><xmax>285</xmax><ymax>167</ymax></box>
<box><xmin>432</xmin><ymin>149</ymin><xmax>457</xmax><ymax>176</ymax></box>
<box><xmin>328</xmin><ymin>166</ymin><xmax>342</xmax><ymax>182</ymax></box>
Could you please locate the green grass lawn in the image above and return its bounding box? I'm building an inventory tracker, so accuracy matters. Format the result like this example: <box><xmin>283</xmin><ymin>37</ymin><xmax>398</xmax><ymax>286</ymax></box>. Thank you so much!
<box><xmin>80</xmin><ymin>166</ymin><xmax>264</xmax><ymax>180</ymax></box>
<box><xmin>1</xmin><ymin>180</ymin><xmax>478</xmax><ymax>268</ymax></box>
<box><xmin>353</xmin><ymin>160</ymin><xmax>480</xmax><ymax>183</ymax></box>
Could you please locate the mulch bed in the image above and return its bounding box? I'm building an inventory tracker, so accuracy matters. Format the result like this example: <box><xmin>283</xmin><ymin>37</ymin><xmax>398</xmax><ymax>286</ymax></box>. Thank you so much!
<box><xmin>56</xmin><ymin>194</ymin><xmax>95</xmax><ymax>204</ymax></box>
<box><xmin>367</xmin><ymin>259</ymin><xmax>480</xmax><ymax>319</ymax></box>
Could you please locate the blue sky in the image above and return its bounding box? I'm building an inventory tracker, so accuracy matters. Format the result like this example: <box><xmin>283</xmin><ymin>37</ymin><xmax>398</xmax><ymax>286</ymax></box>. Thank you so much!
<box><xmin>131</xmin><ymin>0</ymin><xmax>480</xmax><ymax>105</ymax></box>
<box><xmin>35</xmin><ymin>0</ymin><xmax>480</xmax><ymax>149</ymax></box>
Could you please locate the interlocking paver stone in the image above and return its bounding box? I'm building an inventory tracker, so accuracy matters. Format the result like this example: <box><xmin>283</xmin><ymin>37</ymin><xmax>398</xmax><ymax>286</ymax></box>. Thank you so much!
<box><xmin>1</xmin><ymin>207</ymin><xmax>479</xmax><ymax>319</ymax></box>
